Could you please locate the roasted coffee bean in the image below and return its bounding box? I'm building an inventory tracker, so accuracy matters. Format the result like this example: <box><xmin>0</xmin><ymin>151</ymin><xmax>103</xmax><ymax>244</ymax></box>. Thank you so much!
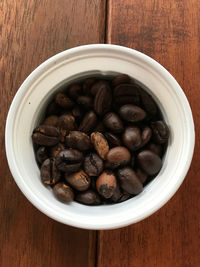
<box><xmin>119</xmin><ymin>104</ymin><xmax>146</xmax><ymax>122</ymax></box>
<box><xmin>94</xmin><ymin>82</ymin><xmax>112</xmax><ymax>115</ymax></box>
<box><xmin>118</xmin><ymin>167</ymin><xmax>143</xmax><ymax>195</ymax></box>
<box><xmin>72</xmin><ymin>105</ymin><xmax>83</xmax><ymax>120</ymax></box>
<box><xmin>96</xmin><ymin>171</ymin><xmax>117</xmax><ymax>198</ymax></box>
<box><xmin>151</xmin><ymin>121</ymin><xmax>169</xmax><ymax>144</ymax></box>
<box><xmin>122</xmin><ymin>126</ymin><xmax>142</xmax><ymax>151</ymax></box>
<box><xmin>118</xmin><ymin>192</ymin><xmax>131</xmax><ymax>202</ymax></box>
<box><xmin>103</xmin><ymin>112</ymin><xmax>124</xmax><ymax>133</ymax></box>
<box><xmin>79</xmin><ymin>111</ymin><xmax>97</xmax><ymax>133</ymax></box>
<box><xmin>112</xmin><ymin>74</ymin><xmax>131</xmax><ymax>87</ymax></box>
<box><xmin>94</xmin><ymin>122</ymin><xmax>105</xmax><ymax>133</ymax></box>
<box><xmin>57</xmin><ymin>114</ymin><xmax>76</xmax><ymax>141</ymax></box>
<box><xmin>84</xmin><ymin>153</ymin><xmax>103</xmax><ymax>176</ymax></box>
<box><xmin>137</xmin><ymin>150</ymin><xmax>162</xmax><ymax>175</ymax></box>
<box><xmin>46</xmin><ymin>101</ymin><xmax>61</xmax><ymax>115</ymax></box>
<box><xmin>32</xmin><ymin>125</ymin><xmax>60</xmax><ymax>146</ymax></box>
<box><xmin>53</xmin><ymin>182</ymin><xmax>74</xmax><ymax>202</ymax></box>
<box><xmin>111</xmin><ymin>185</ymin><xmax>123</xmax><ymax>202</ymax></box>
<box><xmin>140</xmin><ymin>127</ymin><xmax>152</xmax><ymax>148</ymax></box>
<box><xmin>77</xmin><ymin>95</ymin><xmax>93</xmax><ymax>109</ymax></box>
<box><xmin>36</xmin><ymin>146</ymin><xmax>48</xmax><ymax>164</ymax></box>
<box><xmin>68</xmin><ymin>84</ymin><xmax>82</xmax><ymax>99</ymax></box>
<box><xmin>76</xmin><ymin>190</ymin><xmax>101</xmax><ymax>205</ymax></box>
<box><xmin>139</xmin><ymin>89</ymin><xmax>157</xmax><ymax>115</ymax></box>
<box><xmin>65</xmin><ymin>170</ymin><xmax>91</xmax><ymax>191</ymax></box>
<box><xmin>82</xmin><ymin>78</ymin><xmax>96</xmax><ymax>95</ymax></box>
<box><xmin>114</xmin><ymin>84</ymin><xmax>140</xmax><ymax>105</ymax></box>
<box><xmin>91</xmin><ymin>80</ymin><xmax>108</xmax><ymax>95</ymax></box>
<box><xmin>104</xmin><ymin>132</ymin><xmax>121</xmax><ymax>147</ymax></box>
<box><xmin>66</xmin><ymin>131</ymin><xmax>91</xmax><ymax>151</ymax></box>
<box><xmin>55</xmin><ymin>149</ymin><xmax>83</xmax><ymax>173</ymax></box>
<box><xmin>147</xmin><ymin>143</ymin><xmax>163</xmax><ymax>157</ymax></box>
<box><xmin>50</xmin><ymin>143</ymin><xmax>65</xmax><ymax>158</ymax></box>
<box><xmin>40</xmin><ymin>158</ymin><xmax>61</xmax><ymax>185</ymax></box>
<box><xmin>43</xmin><ymin>115</ymin><xmax>58</xmax><ymax>127</ymax></box>
<box><xmin>55</xmin><ymin>92</ymin><xmax>74</xmax><ymax>109</ymax></box>
<box><xmin>136</xmin><ymin>168</ymin><xmax>148</xmax><ymax>184</ymax></box>
<box><xmin>91</xmin><ymin>132</ymin><xmax>109</xmax><ymax>159</ymax></box>
<box><xmin>106</xmin><ymin>146</ymin><xmax>131</xmax><ymax>169</ymax></box>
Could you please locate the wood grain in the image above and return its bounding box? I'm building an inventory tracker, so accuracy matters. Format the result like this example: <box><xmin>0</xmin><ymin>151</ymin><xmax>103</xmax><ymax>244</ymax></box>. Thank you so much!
<box><xmin>0</xmin><ymin>1</ymin><xmax>106</xmax><ymax>266</ymax></box>
<box><xmin>97</xmin><ymin>1</ymin><xmax>200</xmax><ymax>267</ymax></box>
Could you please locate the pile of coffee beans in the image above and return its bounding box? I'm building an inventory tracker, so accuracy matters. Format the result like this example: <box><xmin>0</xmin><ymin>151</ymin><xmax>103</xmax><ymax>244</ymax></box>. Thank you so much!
<box><xmin>32</xmin><ymin>74</ymin><xmax>169</xmax><ymax>205</ymax></box>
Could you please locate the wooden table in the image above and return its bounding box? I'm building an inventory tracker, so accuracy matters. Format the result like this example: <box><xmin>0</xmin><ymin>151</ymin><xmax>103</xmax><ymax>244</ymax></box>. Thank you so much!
<box><xmin>1</xmin><ymin>1</ymin><xmax>199</xmax><ymax>266</ymax></box>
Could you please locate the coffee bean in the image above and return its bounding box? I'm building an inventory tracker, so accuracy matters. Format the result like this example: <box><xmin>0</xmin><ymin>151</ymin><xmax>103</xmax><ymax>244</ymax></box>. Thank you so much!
<box><xmin>76</xmin><ymin>190</ymin><xmax>101</xmax><ymax>205</ymax></box>
<box><xmin>137</xmin><ymin>150</ymin><xmax>162</xmax><ymax>175</ymax></box>
<box><xmin>147</xmin><ymin>143</ymin><xmax>163</xmax><ymax>157</ymax></box>
<box><xmin>79</xmin><ymin>111</ymin><xmax>97</xmax><ymax>133</ymax></box>
<box><xmin>68</xmin><ymin>84</ymin><xmax>82</xmax><ymax>99</ymax></box>
<box><xmin>122</xmin><ymin>126</ymin><xmax>142</xmax><ymax>151</ymax></box>
<box><xmin>91</xmin><ymin>132</ymin><xmax>109</xmax><ymax>159</ymax></box>
<box><xmin>65</xmin><ymin>170</ymin><xmax>91</xmax><ymax>191</ymax></box>
<box><xmin>140</xmin><ymin>127</ymin><xmax>152</xmax><ymax>148</ymax></box>
<box><xmin>103</xmin><ymin>112</ymin><xmax>124</xmax><ymax>133</ymax></box>
<box><xmin>111</xmin><ymin>185</ymin><xmax>123</xmax><ymax>202</ymax></box>
<box><xmin>91</xmin><ymin>80</ymin><xmax>108</xmax><ymax>95</ymax></box>
<box><xmin>119</xmin><ymin>104</ymin><xmax>146</xmax><ymax>122</ymax></box>
<box><xmin>118</xmin><ymin>167</ymin><xmax>143</xmax><ymax>195</ymax></box>
<box><xmin>135</xmin><ymin>168</ymin><xmax>148</xmax><ymax>184</ymax></box>
<box><xmin>72</xmin><ymin>105</ymin><xmax>83</xmax><ymax>120</ymax></box>
<box><xmin>55</xmin><ymin>149</ymin><xmax>83</xmax><ymax>173</ymax></box>
<box><xmin>55</xmin><ymin>92</ymin><xmax>74</xmax><ymax>109</ymax></box>
<box><xmin>43</xmin><ymin>115</ymin><xmax>58</xmax><ymax>127</ymax></box>
<box><xmin>77</xmin><ymin>95</ymin><xmax>93</xmax><ymax>109</ymax></box>
<box><xmin>114</xmin><ymin>84</ymin><xmax>140</xmax><ymax>105</ymax></box>
<box><xmin>94</xmin><ymin>82</ymin><xmax>112</xmax><ymax>115</ymax></box>
<box><xmin>53</xmin><ymin>182</ymin><xmax>74</xmax><ymax>202</ymax></box>
<box><xmin>58</xmin><ymin>114</ymin><xmax>76</xmax><ymax>141</ymax></box>
<box><xmin>32</xmin><ymin>125</ymin><xmax>60</xmax><ymax>146</ymax></box>
<box><xmin>40</xmin><ymin>158</ymin><xmax>61</xmax><ymax>185</ymax></box>
<box><xmin>83</xmin><ymin>78</ymin><xmax>96</xmax><ymax>95</ymax></box>
<box><xmin>46</xmin><ymin>101</ymin><xmax>61</xmax><ymax>115</ymax></box>
<box><xmin>139</xmin><ymin>89</ymin><xmax>157</xmax><ymax>115</ymax></box>
<box><xmin>106</xmin><ymin>146</ymin><xmax>131</xmax><ymax>169</ymax></box>
<box><xmin>66</xmin><ymin>131</ymin><xmax>91</xmax><ymax>151</ymax></box>
<box><xmin>112</xmin><ymin>74</ymin><xmax>131</xmax><ymax>87</ymax></box>
<box><xmin>84</xmin><ymin>153</ymin><xmax>103</xmax><ymax>176</ymax></box>
<box><xmin>104</xmin><ymin>132</ymin><xmax>121</xmax><ymax>147</ymax></box>
<box><xmin>36</xmin><ymin>146</ymin><xmax>48</xmax><ymax>164</ymax></box>
<box><xmin>96</xmin><ymin>171</ymin><xmax>117</xmax><ymax>198</ymax></box>
<box><xmin>151</xmin><ymin>121</ymin><xmax>169</xmax><ymax>144</ymax></box>
<box><xmin>50</xmin><ymin>143</ymin><xmax>65</xmax><ymax>158</ymax></box>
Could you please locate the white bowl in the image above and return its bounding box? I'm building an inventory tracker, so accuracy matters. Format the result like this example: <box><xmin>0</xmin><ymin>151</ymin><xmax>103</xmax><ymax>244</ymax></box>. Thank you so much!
<box><xmin>5</xmin><ymin>44</ymin><xmax>195</xmax><ymax>230</ymax></box>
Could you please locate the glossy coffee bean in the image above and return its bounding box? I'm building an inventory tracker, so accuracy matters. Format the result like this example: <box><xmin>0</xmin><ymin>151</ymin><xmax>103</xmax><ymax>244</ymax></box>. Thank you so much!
<box><xmin>53</xmin><ymin>182</ymin><xmax>74</xmax><ymax>203</ymax></box>
<box><xmin>50</xmin><ymin>143</ymin><xmax>65</xmax><ymax>158</ymax></box>
<box><xmin>66</xmin><ymin>131</ymin><xmax>91</xmax><ymax>151</ymax></box>
<box><xmin>58</xmin><ymin>114</ymin><xmax>76</xmax><ymax>132</ymax></box>
<box><xmin>139</xmin><ymin>89</ymin><xmax>157</xmax><ymax>115</ymax></box>
<box><xmin>135</xmin><ymin>168</ymin><xmax>148</xmax><ymax>184</ymax></box>
<box><xmin>119</xmin><ymin>104</ymin><xmax>146</xmax><ymax>122</ymax></box>
<box><xmin>76</xmin><ymin>190</ymin><xmax>101</xmax><ymax>205</ymax></box>
<box><xmin>72</xmin><ymin>105</ymin><xmax>83</xmax><ymax>120</ymax></box>
<box><xmin>103</xmin><ymin>112</ymin><xmax>124</xmax><ymax>133</ymax></box>
<box><xmin>151</xmin><ymin>121</ymin><xmax>169</xmax><ymax>144</ymax></box>
<box><xmin>114</xmin><ymin>84</ymin><xmax>140</xmax><ymax>105</ymax></box>
<box><xmin>68</xmin><ymin>84</ymin><xmax>82</xmax><ymax>99</ymax></box>
<box><xmin>43</xmin><ymin>115</ymin><xmax>58</xmax><ymax>127</ymax></box>
<box><xmin>94</xmin><ymin>82</ymin><xmax>112</xmax><ymax>115</ymax></box>
<box><xmin>106</xmin><ymin>146</ymin><xmax>131</xmax><ymax>169</ymax></box>
<box><xmin>55</xmin><ymin>149</ymin><xmax>83</xmax><ymax>173</ymax></box>
<box><xmin>79</xmin><ymin>111</ymin><xmax>97</xmax><ymax>133</ymax></box>
<box><xmin>117</xmin><ymin>167</ymin><xmax>143</xmax><ymax>195</ymax></box>
<box><xmin>104</xmin><ymin>132</ymin><xmax>121</xmax><ymax>147</ymax></box>
<box><xmin>96</xmin><ymin>171</ymin><xmax>117</xmax><ymax>198</ymax></box>
<box><xmin>122</xmin><ymin>126</ymin><xmax>142</xmax><ymax>151</ymax></box>
<box><xmin>112</xmin><ymin>74</ymin><xmax>131</xmax><ymax>87</ymax></box>
<box><xmin>40</xmin><ymin>158</ymin><xmax>61</xmax><ymax>185</ymax></box>
<box><xmin>36</xmin><ymin>146</ymin><xmax>48</xmax><ymax>164</ymax></box>
<box><xmin>140</xmin><ymin>127</ymin><xmax>152</xmax><ymax>148</ymax></box>
<box><xmin>82</xmin><ymin>78</ymin><xmax>96</xmax><ymax>95</ymax></box>
<box><xmin>77</xmin><ymin>95</ymin><xmax>93</xmax><ymax>109</ymax></box>
<box><xmin>55</xmin><ymin>92</ymin><xmax>74</xmax><ymax>109</ymax></box>
<box><xmin>137</xmin><ymin>150</ymin><xmax>162</xmax><ymax>175</ymax></box>
<box><xmin>65</xmin><ymin>170</ymin><xmax>91</xmax><ymax>191</ymax></box>
<box><xmin>147</xmin><ymin>143</ymin><xmax>163</xmax><ymax>157</ymax></box>
<box><xmin>91</xmin><ymin>132</ymin><xmax>109</xmax><ymax>159</ymax></box>
<box><xmin>91</xmin><ymin>80</ymin><xmax>109</xmax><ymax>95</ymax></box>
<box><xmin>32</xmin><ymin>125</ymin><xmax>60</xmax><ymax>146</ymax></box>
<box><xmin>84</xmin><ymin>153</ymin><xmax>103</xmax><ymax>176</ymax></box>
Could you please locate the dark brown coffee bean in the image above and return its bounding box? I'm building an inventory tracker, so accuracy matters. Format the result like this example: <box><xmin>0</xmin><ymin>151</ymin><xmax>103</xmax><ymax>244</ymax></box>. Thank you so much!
<box><xmin>112</xmin><ymin>74</ymin><xmax>131</xmax><ymax>87</ymax></box>
<box><xmin>139</xmin><ymin>89</ymin><xmax>157</xmax><ymax>115</ymax></box>
<box><xmin>96</xmin><ymin>171</ymin><xmax>117</xmax><ymax>198</ymax></box>
<box><xmin>147</xmin><ymin>143</ymin><xmax>163</xmax><ymax>157</ymax></box>
<box><xmin>115</xmin><ymin>95</ymin><xmax>140</xmax><ymax>106</ymax></box>
<box><xmin>118</xmin><ymin>167</ymin><xmax>143</xmax><ymax>195</ymax></box>
<box><xmin>135</xmin><ymin>168</ymin><xmax>148</xmax><ymax>184</ymax></box>
<box><xmin>77</xmin><ymin>95</ymin><xmax>93</xmax><ymax>109</ymax></box>
<box><xmin>65</xmin><ymin>170</ymin><xmax>90</xmax><ymax>191</ymax></box>
<box><xmin>32</xmin><ymin>125</ymin><xmax>60</xmax><ymax>146</ymax></box>
<box><xmin>114</xmin><ymin>84</ymin><xmax>140</xmax><ymax>105</ymax></box>
<box><xmin>140</xmin><ymin>127</ymin><xmax>152</xmax><ymax>147</ymax></box>
<box><xmin>151</xmin><ymin>121</ymin><xmax>169</xmax><ymax>144</ymax></box>
<box><xmin>94</xmin><ymin>122</ymin><xmax>105</xmax><ymax>133</ymax></box>
<box><xmin>43</xmin><ymin>115</ymin><xmax>58</xmax><ymax>127</ymax></box>
<box><xmin>104</xmin><ymin>132</ymin><xmax>121</xmax><ymax>147</ymax></box>
<box><xmin>79</xmin><ymin>111</ymin><xmax>97</xmax><ymax>133</ymax></box>
<box><xmin>68</xmin><ymin>84</ymin><xmax>82</xmax><ymax>99</ymax></box>
<box><xmin>53</xmin><ymin>182</ymin><xmax>74</xmax><ymax>202</ymax></box>
<box><xmin>40</xmin><ymin>158</ymin><xmax>61</xmax><ymax>185</ymax></box>
<box><xmin>119</xmin><ymin>104</ymin><xmax>146</xmax><ymax>122</ymax></box>
<box><xmin>118</xmin><ymin>192</ymin><xmax>131</xmax><ymax>202</ymax></box>
<box><xmin>72</xmin><ymin>105</ymin><xmax>83</xmax><ymax>120</ymax></box>
<box><xmin>57</xmin><ymin>114</ymin><xmax>76</xmax><ymax>141</ymax></box>
<box><xmin>82</xmin><ymin>78</ymin><xmax>96</xmax><ymax>95</ymax></box>
<box><xmin>94</xmin><ymin>82</ymin><xmax>112</xmax><ymax>115</ymax></box>
<box><xmin>50</xmin><ymin>143</ymin><xmax>65</xmax><ymax>158</ymax></box>
<box><xmin>55</xmin><ymin>149</ymin><xmax>83</xmax><ymax>173</ymax></box>
<box><xmin>106</xmin><ymin>146</ymin><xmax>131</xmax><ymax>169</ymax></box>
<box><xmin>122</xmin><ymin>126</ymin><xmax>142</xmax><ymax>151</ymax></box>
<box><xmin>76</xmin><ymin>190</ymin><xmax>101</xmax><ymax>205</ymax></box>
<box><xmin>137</xmin><ymin>150</ymin><xmax>162</xmax><ymax>175</ymax></box>
<box><xmin>84</xmin><ymin>153</ymin><xmax>103</xmax><ymax>176</ymax></box>
<box><xmin>36</xmin><ymin>146</ymin><xmax>48</xmax><ymax>164</ymax></box>
<box><xmin>55</xmin><ymin>92</ymin><xmax>74</xmax><ymax>109</ymax></box>
<box><xmin>66</xmin><ymin>131</ymin><xmax>91</xmax><ymax>151</ymax></box>
<box><xmin>91</xmin><ymin>80</ymin><xmax>108</xmax><ymax>95</ymax></box>
<box><xmin>91</xmin><ymin>132</ymin><xmax>109</xmax><ymax>159</ymax></box>
<box><xmin>46</xmin><ymin>101</ymin><xmax>61</xmax><ymax>115</ymax></box>
<box><xmin>111</xmin><ymin>185</ymin><xmax>123</xmax><ymax>202</ymax></box>
<box><xmin>103</xmin><ymin>112</ymin><xmax>124</xmax><ymax>133</ymax></box>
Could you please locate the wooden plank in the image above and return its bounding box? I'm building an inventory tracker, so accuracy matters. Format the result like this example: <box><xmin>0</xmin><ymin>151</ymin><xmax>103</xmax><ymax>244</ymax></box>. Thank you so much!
<box><xmin>0</xmin><ymin>0</ymin><xmax>106</xmax><ymax>266</ymax></box>
<box><xmin>98</xmin><ymin>1</ymin><xmax>200</xmax><ymax>266</ymax></box>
